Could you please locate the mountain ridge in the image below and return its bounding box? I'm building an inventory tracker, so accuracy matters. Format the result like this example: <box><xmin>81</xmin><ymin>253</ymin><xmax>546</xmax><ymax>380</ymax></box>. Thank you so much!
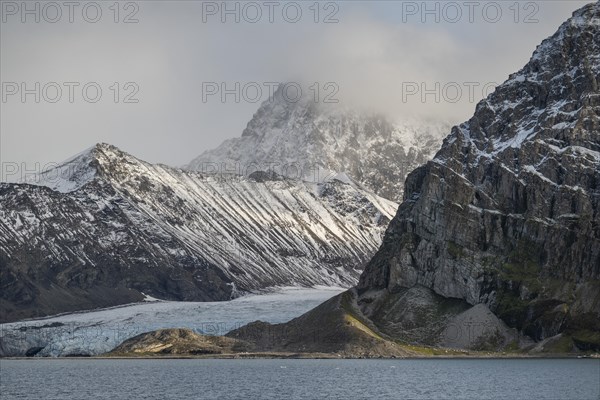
<box><xmin>0</xmin><ymin>143</ymin><xmax>397</xmax><ymax>322</ymax></box>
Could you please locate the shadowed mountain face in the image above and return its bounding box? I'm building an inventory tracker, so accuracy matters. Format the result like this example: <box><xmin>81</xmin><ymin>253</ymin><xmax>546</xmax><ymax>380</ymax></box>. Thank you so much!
<box><xmin>0</xmin><ymin>144</ymin><xmax>397</xmax><ymax>322</ymax></box>
<box><xmin>356</xmin><ymin>2</ymin><xmax>600</xmax><ymax>349</ymax></box>
<box><xmin>186</xmin><ymin>88</ymin><xmax>451</xmax><ymax>202</ymax></box>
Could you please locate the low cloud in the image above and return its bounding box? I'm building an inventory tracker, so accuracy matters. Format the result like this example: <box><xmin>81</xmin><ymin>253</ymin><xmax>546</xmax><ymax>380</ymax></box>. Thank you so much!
<box><xmin>0</xmin><ymin>0</ymin><xmax>590</xmax><ymax>174</ymax></box>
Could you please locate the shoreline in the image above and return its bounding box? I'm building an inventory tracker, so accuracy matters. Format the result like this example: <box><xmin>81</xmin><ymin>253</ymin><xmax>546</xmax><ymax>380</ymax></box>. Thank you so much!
<box><xmin>3</xmin><ymin>353</ymin><xmax>599</xmax><ymax>361</ymax></box>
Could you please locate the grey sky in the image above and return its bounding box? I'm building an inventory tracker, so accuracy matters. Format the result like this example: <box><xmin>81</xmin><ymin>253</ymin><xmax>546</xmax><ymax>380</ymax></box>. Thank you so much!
<box><xmin>0</xmin><ymin>0</ymin><xmax>591</xmax><ymax>180</ymax></box>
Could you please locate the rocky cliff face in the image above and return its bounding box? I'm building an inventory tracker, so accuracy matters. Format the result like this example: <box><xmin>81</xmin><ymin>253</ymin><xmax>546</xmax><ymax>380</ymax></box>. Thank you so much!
<box><xmin>356</xmin><ymin>2</ymin><xmax>600</xmax><ymax>350</ymax></box>
<box><xmin>186</xmin><ymin>89</ymin><xmax>450</xmax><ymax>202</ymax></box>
<box><xmin>0</xmin><ymin>144</ymin><xmax>397</xmax><ymax>322</ymax></box>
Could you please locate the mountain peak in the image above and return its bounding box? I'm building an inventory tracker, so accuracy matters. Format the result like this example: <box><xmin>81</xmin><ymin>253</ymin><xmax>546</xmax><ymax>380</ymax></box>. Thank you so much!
<box><xmin>23</xmin><ymin>142</ymin><xmax>137</xmax><ymax>193</ymax></box>
<box><xmin>439</xmin><ymin>0</ymin><xmax>600</xmax><ymax>166</ymax></box>
<box><xmin>93</xmin><ymin>142</ymin><xmax>120</xmax><ymax>153</ymax></box>
<box><xmin>571</xmin><ymin>1</ymin><xmax>599</xmax><ymax>23</ymax></box>
<box><xmin>528</xmin><ymin>0</ymin><xmax>599</xmax><ymax>76</ymax></box>
<box><xmin>187</xmin><ymin>87</ymin><xmax>452</xmax><ymax>201</ymax></box>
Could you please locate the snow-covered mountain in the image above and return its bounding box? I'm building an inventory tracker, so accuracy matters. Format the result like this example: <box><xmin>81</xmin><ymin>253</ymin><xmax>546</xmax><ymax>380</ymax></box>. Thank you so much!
<box><xmin>186</xmin><ymin>89</ymin><xmax>451</xmax><ymax>202</ymax></box>
<box><xmin>0</xmin><ymin>143</ymin><xmax>397</xmax><ymax>322</ymax></box>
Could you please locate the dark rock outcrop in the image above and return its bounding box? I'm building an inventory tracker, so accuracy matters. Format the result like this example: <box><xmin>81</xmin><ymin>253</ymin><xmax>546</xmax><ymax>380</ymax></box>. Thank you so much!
<box><xmin>109</xmin><ymin>328</ymin><xmax>251</xmax><ymax>355</ymax></box>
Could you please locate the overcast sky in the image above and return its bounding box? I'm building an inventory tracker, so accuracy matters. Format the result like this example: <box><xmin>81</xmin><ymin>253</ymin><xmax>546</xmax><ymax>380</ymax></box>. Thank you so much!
<box><xmin>0</xmin><ymin>0</ymin><xmax>591</xmax><ymax>179</ymax></box>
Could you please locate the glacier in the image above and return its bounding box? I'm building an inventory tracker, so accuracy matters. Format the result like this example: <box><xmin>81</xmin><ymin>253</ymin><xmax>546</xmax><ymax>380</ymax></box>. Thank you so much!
<box><xmin>0</xmin><ymin>287</ymin><xmax>345</xmax><ymax>357</ymax></box>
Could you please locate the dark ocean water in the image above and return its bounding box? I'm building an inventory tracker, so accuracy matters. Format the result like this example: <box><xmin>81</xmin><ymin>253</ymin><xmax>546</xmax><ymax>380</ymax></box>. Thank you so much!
<box><xmin>1</xmin><ymin>358</ymin><xmax>598</xmax><ymax>399</ymax></box>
